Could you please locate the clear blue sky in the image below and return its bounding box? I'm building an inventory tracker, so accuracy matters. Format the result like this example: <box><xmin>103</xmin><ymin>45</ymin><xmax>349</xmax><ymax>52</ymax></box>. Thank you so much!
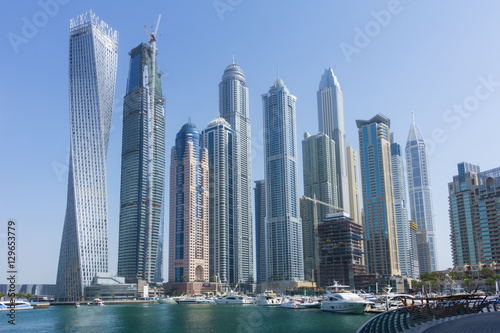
<box><xmin>1</xmin><ymin>0</ymin><xmax>499</xmax><ymax>284</ymax></box>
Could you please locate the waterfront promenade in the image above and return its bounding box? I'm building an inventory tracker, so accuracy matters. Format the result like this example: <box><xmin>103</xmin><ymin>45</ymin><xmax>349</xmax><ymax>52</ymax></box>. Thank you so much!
<box><xmin>420</xmin><ymin>311</ymin><xmax>500</xmax><ymax>333</ymax></box>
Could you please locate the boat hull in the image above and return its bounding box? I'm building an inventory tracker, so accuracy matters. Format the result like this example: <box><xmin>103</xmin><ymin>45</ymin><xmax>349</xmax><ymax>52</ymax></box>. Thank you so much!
<box><xmin>321</xmin><ymin>301</ymin><xmax>367</xmax><ymax>314</ymax></box>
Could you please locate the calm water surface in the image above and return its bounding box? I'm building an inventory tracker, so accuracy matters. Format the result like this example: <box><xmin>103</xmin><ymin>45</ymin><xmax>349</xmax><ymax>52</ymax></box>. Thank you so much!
<box><xmin>7</xmin><ymin>303</ymin><xmax>375</xmax><ymax>333</ymax></box>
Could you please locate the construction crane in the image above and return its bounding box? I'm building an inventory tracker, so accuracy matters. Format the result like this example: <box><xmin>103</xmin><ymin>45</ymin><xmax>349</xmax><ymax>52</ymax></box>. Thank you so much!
<box><xmin>302</xmin><ymin>195</ymin><xmax>343</xmax><ymax>213</ymax></box>
<box><xmin>302</xmin><ymin>195</ymin><xmax>343</xmax><ymax>283</ymax></box>
<box><xmin>144</xmin><ymin>14</ymin><xmax>162</xmax><ymax>283</ymax></box>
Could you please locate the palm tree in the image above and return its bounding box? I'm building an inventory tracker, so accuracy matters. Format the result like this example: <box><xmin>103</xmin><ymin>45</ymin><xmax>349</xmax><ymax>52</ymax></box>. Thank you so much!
<box><xmin>125</xmin><ymin>293</ymin><xmax>130</xmax><ymax>300</ymax></box>
<box><xmin>111</xmin><ymin>294</ymin><xmax>116</xmax><ymax>301</ymax></box>
<box><xmin>463</xmin><ymin>279</ymin><xmax>474</xmax><ymax>292</ymax></box>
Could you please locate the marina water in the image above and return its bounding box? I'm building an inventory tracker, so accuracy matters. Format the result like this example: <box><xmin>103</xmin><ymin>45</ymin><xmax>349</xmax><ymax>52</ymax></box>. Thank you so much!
<box><xmin>9</xmin><ymin>303</ymin><xmax>375</xmax><ymax>332</ymax></box>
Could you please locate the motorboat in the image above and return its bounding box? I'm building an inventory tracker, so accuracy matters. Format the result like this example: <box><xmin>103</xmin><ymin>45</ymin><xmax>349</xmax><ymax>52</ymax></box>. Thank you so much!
<box><xmin>298</xmin><ymin>297</ymin><xmax>321</xmax><ymax>308</ymax></box>
<box><xmin>0</xmin><ymin>300</ymin><xmax>33</xmax><ymax>311</ymax></box>
<box><xmin>157</xmin><ymin>297</ymin><xmax>177</xmax><ymax>304</ymax></box>
<box><xmin>88</xmin><ymin>298</ymin><xmax>104</xmax><ymax>306</ymax></box>
<box><xmin>281</xmin><ymin>298</ymin><xmax>306</xmax><ymax>309</ymax></box>
<box><xmin>175</xmin><ymin>297</ymin><xmax>199</xmax><ymax>304</ymax></box>
<box><xmin>196</xmin><ymin>296</ymin><xmax>216</xmax><ymax>304</ymax></box>
<box><xmin>321</xmin><ymin>282</ymin><xmax>371</xmax><ymax>314</ymax></box>
<box><xmin>255</xmin><ymin>291</ymin><xmax>283</xmax><ymax>306</ymax></box>
<box><xmin>215</xmin><ymin>292</ymin><xmax>253</xmax><ymax>305</ymax></box>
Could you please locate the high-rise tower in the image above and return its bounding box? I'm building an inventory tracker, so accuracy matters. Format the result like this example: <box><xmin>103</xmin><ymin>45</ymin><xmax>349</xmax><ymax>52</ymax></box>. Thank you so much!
<box><xmin>356</xmin><ymin>114</ymin><xmax>400</xmax><ymax>276</ymax></box>
<box><xmin>406</xmin><ymin>115</ymin><xmax>437</xmax><ymax>271</ymax></box>
<box><xmin>390</xmin><ymin>133</ymin><xmax>412</xmax><ymax>278</ymax></box>
<box><xmin>317</xmin><ymin>68</ymin><xmax>350</xmax><ymax>215</ymax></box>
<box><xmin>254</xmin><ymin>180</ymin><xmax>266</xmax><ymax>285</ymax></box>
<box><xmin>219</xmin><ymin>61</ymin><xmax>253</xmax><ymax>286</ymax></box>
<box><xmin>302</xmin><ymin>132</ymin><xmax>338</xmax><ymax>280</ymax></box>
<box><xmin>56</xmin><ymin>11</ymin><xmax>118</xmax><ymax>299</ymax></box>
<box><xmin>202</xmin><ymin>117</ymin><xmax>235</xmax><ymax>285</ymax></box>
<box><xmin>117</xmin><ymin>42</ymin><xmax>165</xmax><ymax>283</ymax></box>
<box><xmin>262</xmin><ymin>77</ymin><xmax>304</xmax><ymax>282</ymax></box>
<box><xmin>168</xmin><ymin>122</ymin><xmax>209</xmax><ymax>283</ymax></box>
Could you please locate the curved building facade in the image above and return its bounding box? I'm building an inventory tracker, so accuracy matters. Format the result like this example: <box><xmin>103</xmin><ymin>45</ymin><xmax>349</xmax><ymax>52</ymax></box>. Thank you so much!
<box><xmin>56</xmin><ymin>11</ymin><xmax>118</xmax><ymax>299</ymax></box>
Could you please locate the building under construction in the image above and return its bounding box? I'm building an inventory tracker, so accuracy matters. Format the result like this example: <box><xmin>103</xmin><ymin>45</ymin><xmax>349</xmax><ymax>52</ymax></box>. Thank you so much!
<box><xmin>318</xmin><ymin>212</ymin><xmax>365</xmax><ymax>288</ymax></box>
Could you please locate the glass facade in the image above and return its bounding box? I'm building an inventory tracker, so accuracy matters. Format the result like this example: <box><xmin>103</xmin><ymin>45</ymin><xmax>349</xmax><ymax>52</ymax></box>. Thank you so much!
<box><xmin>356</xmin><ymin>114</ymin><xmax>400</xmax><ymax>276</ymax></box>
<box><xmin>262</xmin><ymin>78</ymin><xmax>304</xmax><ymax>282</ymax></box>
<box><xmin>301</xmin><ymin>132</ymin><xmax>338</xmax><ymax>280</ymax></box>
<box><xmin>202</xmin><ymin>118</ymin><xmax>236</xmax><ymax>285</ymax></box>
<box><xmin>405</xmin><ymin>117</ymin><xmax>437</xmax><ymax>271</ymax></box>
<box><xmin>390</xmin><ymin>134</ymin><xmax>413</xmax><ymax>278</ymax></box>
<box><xmin>219</xmin><ymin>62</ymin><xmax>253</xmax><ymax>286</ymax></box>
<box><xmin>56</xmin><ymin>11</ymin><xmax>118</xmax><ymax>300</ymax></box>
<box><xmin>317</xmin><ymin>68</ymin><xmax>350</xmax><ymax>216</ymax></box>
<box><xmin>117</xmin><ymin>43</ymin><xmax>165</xmax><ymax>283</ymax></box>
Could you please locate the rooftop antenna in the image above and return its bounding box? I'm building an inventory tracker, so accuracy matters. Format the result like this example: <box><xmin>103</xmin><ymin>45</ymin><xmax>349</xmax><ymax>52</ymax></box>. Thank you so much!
<box><xmin>333</xmin><ymin>64</ymin><xmax>336</xmax><ymax>72</ymax></box>
<box><xmin>412</xmin><ymin>111</ymin><xmax>415</xmax><ymax>124</ymax></box>
<box><xmin>277</xmin><ymin>65</ymin><xmax>279</xmax><ymax>79</ymax></box>
<box><xmin>232</xmin><ymin>54</ymin><xmax>235</xmax><ymax>64</ymax></box>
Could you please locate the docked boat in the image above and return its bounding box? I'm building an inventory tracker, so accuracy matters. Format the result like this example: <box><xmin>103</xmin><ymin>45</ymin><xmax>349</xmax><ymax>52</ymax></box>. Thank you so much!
<box><xmin>175</xmin><ymin>297</ymin><xmax>199</xmax><ymax>304</ymax></box>
<box><xmin>281</xmin><ymin>299</ymin><xmax>305</xmax><ymax>309</ymax></box>
<box><xmin>88</xmin><ymin>298</ymin><xmax>104</xmax><ymax>306</ymax></box>
<box><xmin>321</xmin><ymin>282</ymin><xmax>371</xmax><ymax>314</ymax></box>
<box><xmin>255</xmin><ymin>291</ymin><xmax>283</xmax><ymax>306</ymax></box>
<box><xmin>298</xmin><ymin>297</ymin><xmax>321</xmax><ymax>308</ymax></box>
<box><xmin>157</xmin><ymin>297</ymin><xmax>177</xmax><ymax>304</ymax></box>
<box><xmin>196</xmin><ymin>296</ymin><xmax>216</xmax><ymax>304</ymax></box>
<box><xmin>0</xmin><ymin>300</ymin><xmax>33</xmax><ymax>311</ymax></box>
<box><xmin>215</xmin><ymin>292</ymin><xmax>253</xmax><ymax>305</ymax></box>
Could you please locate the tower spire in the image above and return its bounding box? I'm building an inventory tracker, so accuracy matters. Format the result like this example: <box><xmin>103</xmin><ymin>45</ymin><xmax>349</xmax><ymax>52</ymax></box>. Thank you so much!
<box><xmin>232</xmin><ymin>54</ymin><xmax>234</xmax><ymax>64</ymax></box>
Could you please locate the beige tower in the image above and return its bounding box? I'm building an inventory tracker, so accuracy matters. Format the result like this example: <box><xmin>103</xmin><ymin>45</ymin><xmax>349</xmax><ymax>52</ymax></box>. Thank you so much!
<box><xmin>169</xmin><ymin>122</ymin><xmax>209</xmax><ymax>283</ymax></box>
<box><xmin>346</xmin><ymin>146</ymin><xmax>362</xmax><ymax>225</ymax></box>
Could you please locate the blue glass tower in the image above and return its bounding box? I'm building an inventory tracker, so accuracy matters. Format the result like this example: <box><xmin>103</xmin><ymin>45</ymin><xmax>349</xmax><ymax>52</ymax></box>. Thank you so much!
<box><xmin>117</xmin><ymin>42</ymin><xmax>165</xmax><ymax>283</ymax></box>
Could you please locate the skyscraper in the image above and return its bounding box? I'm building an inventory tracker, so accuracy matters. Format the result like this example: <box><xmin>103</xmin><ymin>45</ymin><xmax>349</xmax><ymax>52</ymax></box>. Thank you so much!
<box><xmin>117</xmin><ymin>42</ymin><xmax>165</xmax><ymax>283</ymax></box>
<box><xmin>390</xmin><ymin>133</ymin><xmax>411</xmax><ymax>278</ymax></box>
<box><xmin>218</xmin><ymin>61</ymin><xmax>253</xmax><ymax>285</ymax></box>
<box><xmin>56</xmin><ymin>11</ymin><xmax>118</xmax><ymax>299</ymax></box>
<box><xmin>406</xmin><ymin>115</ymin><xmax>437</xmax><ymax>271</ymax></box>
<box><xmin>302</xmin><ymin>132</ymin><xmax>338</xmax><ymax>280</ymax></box>
<box><xmin>346</xmin><ymin>146</ymin><xmax>362</xmax><ymax>225</ymax></box>
<box><xmin>262</xmin><ymin>77</ymin><xmax>304</xmax><ymax>282</ymax></box>
<box><xmin>317</xmin><ymin>68</ymin><xmax>350</xmax><ymax>215</ymax></box>
<box><xmin>254</xmin><ymin>180</ymin><xmax>266</xmax><ymax>285</ymax></box>
<box><xmin>356</xmin><ymin>114</ymin><xmax>400</xmax><ymax>276</ymax></box>
<box><xmin>202</xmin><ymin>117</ymin><xmax>235</xmax><ymax>285</ymax></box>
<box><xmin>448</xmin><ymin>162</ymin><xmax>500</xmax><ymax>267</ymax></box>
<box><xmin>168</xmin><ymin>122</ymin><xmax>209</xmax><ymax>283</ymax></box>
<box><xmin>408</xmin><ymin>221</ymin><xmax>420</xmax><ymax>279</ymax></box>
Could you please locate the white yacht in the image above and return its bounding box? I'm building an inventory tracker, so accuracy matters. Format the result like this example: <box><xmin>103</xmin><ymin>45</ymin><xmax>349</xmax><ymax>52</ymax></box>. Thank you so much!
<box><xmin>255</xmin><ymin>291</ymin><xmax>283</xmax><ymax>306</ymax></box>
<box><xmin>157</xmin><ymin>297</ymin><xmax>177</xmax><ymax>304</ymax></box>
<box><xmin>215</xmin><ymin>292</ymin><xmax>253</xmax><ymax>305</ymax></box>
<box><xmin>321</xmin><ymin>282</ymin><xmax>371</xmax><ymax>314</ymax></box>
<box><xmin>196</xmin><ymin>296</ymin><xmax>216</xmax><ymax>304</ymax></box>
<box><xmin>175</xmin><ymin>296</ymin><xmax>199</xmax><ymax>304</ymax></box>
<box><xmin>281</xmin><ymin>299</ymin><xmax>304</xmax><ymax>309</ymax></box>
<box><xmin>0</xmin><ymin>300</ymin><xmax>33</xmax><ymax>311</ymax></box>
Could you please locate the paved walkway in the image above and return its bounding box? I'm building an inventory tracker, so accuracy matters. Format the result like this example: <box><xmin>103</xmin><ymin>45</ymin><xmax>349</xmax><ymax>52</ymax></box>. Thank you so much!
<box><xmin>420</xmin><ymin>311</ymin><xmax>500</xmax><ymax>333</ymax></box>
